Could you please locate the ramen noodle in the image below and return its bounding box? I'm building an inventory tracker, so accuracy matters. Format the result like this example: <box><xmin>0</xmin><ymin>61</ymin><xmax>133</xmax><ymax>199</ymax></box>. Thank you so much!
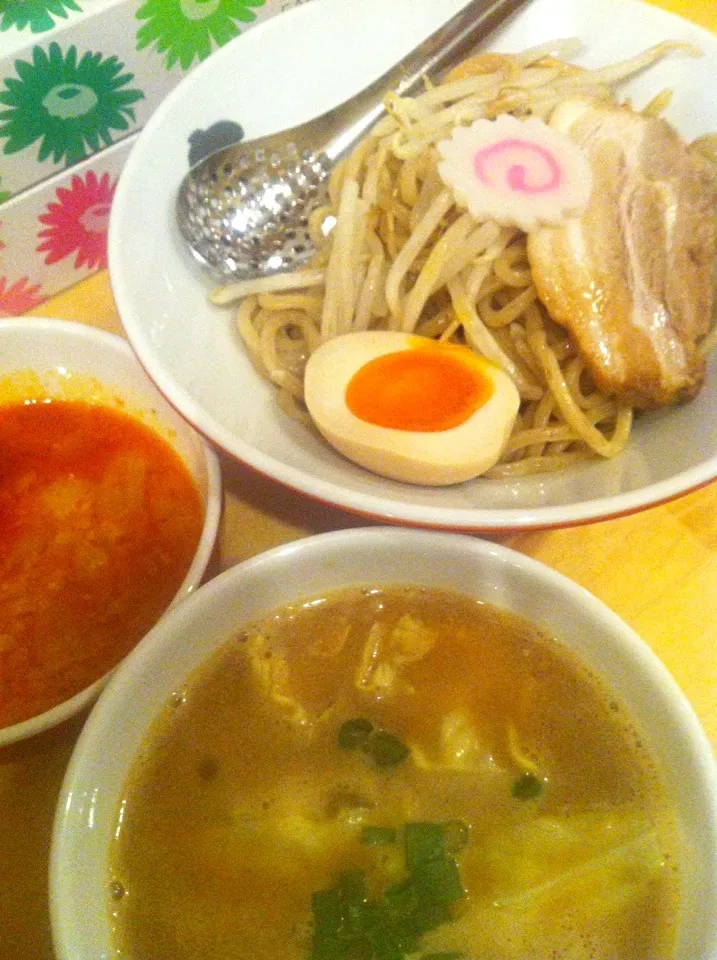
<box><xmin>212</xmin><ymin>40</ymin><xmax>715</xmax><ymax>478</ymax></box>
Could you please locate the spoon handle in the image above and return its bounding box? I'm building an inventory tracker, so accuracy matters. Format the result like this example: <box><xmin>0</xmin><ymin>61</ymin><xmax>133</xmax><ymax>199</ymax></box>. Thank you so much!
<box><xmin>324</xmin><ymin>0</ymin><xmax>531</xmax><ymax>162</ymax></box>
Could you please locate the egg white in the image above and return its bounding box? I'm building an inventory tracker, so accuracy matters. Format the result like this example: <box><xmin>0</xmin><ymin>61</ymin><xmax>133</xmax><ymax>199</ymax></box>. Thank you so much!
<box><xmin>303</xmin><ymin>332</ymin><xmax>520</xmax><ymax>486</ymax></box>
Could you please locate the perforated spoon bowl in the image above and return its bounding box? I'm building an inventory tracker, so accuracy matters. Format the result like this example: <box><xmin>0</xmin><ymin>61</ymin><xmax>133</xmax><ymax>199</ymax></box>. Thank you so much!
<box><xmin>176</xmin><ymin>0</ymin><xmax>530</xmax><ymax>280</ymax></box>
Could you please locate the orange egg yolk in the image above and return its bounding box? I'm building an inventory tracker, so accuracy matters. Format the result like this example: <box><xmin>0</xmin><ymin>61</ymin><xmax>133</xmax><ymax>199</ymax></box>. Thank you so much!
<box><xmin>345</xmin><ymin>344</ymin><xmax>493</xmax><ymax>432</ymax></box>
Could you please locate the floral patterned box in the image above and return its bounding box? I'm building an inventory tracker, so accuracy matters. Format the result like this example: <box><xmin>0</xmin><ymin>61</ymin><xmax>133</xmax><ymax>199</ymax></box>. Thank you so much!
<box><xmin>0</xmin><ymin>0</ymin><xmax>312</xmax><ymax>200</ymax></box>
<box><xmin>0</xmin><ymin>132</ymin><xmax>134</xmax><ymax>314</ymax></box>
<box><xmin>0</xmin><ymin>0</ymin><xmax>313</xmax><ymax>307</ymax></box>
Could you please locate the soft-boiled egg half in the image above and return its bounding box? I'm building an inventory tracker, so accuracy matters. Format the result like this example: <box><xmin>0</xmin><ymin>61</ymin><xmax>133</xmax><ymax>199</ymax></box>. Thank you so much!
<box><xmin>304</xmin><ymin>331</ymin><xmax>520</xmax><ymax>485</ymax></box>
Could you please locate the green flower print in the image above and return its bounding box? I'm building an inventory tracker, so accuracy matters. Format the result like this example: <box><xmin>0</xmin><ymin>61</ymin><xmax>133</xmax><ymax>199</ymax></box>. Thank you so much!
<box><xmin>136</xmin><ymin>0</ymin><xmax>266</xmax><ymax>71</ymax></box>
<box><xmin>0</xmin><ymin>43</ymin><xmax>145</xmax><ymax>166</ymax></box>
<box><xmin>0</xmin><ymin>177</ymin><xmax>9</xmax><ymax>204</ymax></box>
<box><xmin>1</xmin><ymin>0</ymin><xmax>83</xmax><ymax>34</ymax></box>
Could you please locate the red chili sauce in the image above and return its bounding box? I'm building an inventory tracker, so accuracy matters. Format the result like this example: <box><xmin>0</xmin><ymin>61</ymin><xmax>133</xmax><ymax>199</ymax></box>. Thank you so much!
<box><xmin>0</xmin><ymin>399</ymin><xmax>205</xmax><ymax>729</ymax></box>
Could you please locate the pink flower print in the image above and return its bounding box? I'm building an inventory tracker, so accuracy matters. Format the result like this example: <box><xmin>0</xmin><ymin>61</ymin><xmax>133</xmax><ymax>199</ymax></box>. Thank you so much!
<box><xmin>0</xmin><ymin>276</ymin><xmax>44</xmax><ymax>316</ymax></box>
<box><xmin>36</xmin><ymin>170</ymin><xmax>116</xmax><ymax>270</ymax></box>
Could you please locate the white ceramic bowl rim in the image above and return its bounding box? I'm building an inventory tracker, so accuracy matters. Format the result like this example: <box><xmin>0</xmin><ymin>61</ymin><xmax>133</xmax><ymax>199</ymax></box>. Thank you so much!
<box><xmin>50</xmin><ymin>527</ymin><xmax>717</xmax><ymax>960</ymax></box>
<box><xmin>0</xmin><ymin>317</ymin><xmax>222</xmax><ymax>747</ymax></box>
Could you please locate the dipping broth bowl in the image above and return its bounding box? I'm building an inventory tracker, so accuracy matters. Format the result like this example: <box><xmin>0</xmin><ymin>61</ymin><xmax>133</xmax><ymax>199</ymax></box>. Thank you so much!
<box><xmin>0</xmin><ymin>317</ymin><xmax>222</xmax><ymax>747</ymax></box>
<box><xmin>50</xmin><ymin>527</ymin><xmax>717</xmax><ymax>959</ymax></box>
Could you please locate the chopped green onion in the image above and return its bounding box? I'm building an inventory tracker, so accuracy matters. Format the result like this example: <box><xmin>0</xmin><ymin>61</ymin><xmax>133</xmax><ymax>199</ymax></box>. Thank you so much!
<box><xmin>337</xmin><ymin>720</ymin><xmax>411</xmax><ymax>771</ymax></box>
<box><xmin>512</xmin><ymin>771</ymin><xmax>544</xmax><ymax>800</ymax></box>
<box><xmin>338</xmin><ymin>718</ymin><xmax>374</xmax><ymax>751</ymax></box>
<box><xmin>412</xmin><ymin>857</ymin><xmax>464</xmax><ymax>905</ymax></box>
<box><xmin>311</xmin><ymin>820</ymin><xmax>468</xmax><ymax>960</ymax></box>
<box><xmin>410</xmin><ymin>899</ymin><xmax>453</xmax><ymax>935</ymax></box>
<box><xmin>404</xmin><ymin>820</ymin><xmax>469</xmax><ymax>868</ymax></box>
<box><xmin>311</xmin><ymin>870</ymin><xmax>367</xmax><ymax>959</ymax></box>
<box><xmin>404</xmin><ymin>822</ymin><xmax>447</xmax><ymax>869</ymax></box>
<box><xmin>363</xmin><ymin>900</ymin><xmax>420</xmax><ymax>960</ymax></box>
<box><xmin>382</xmin><ymin>878</ymin><xmax>451</xmax><ymax>937</ymax></box>
<box><xmin>311</xmin><ymin>886</ymin><xmax>346</xmax><ymax>953</ymax></box>
<box><xmin>361</xmin><ymin>826</ymin><xmax>398</xmax><ymax>846</ymax></box>
<box><xmin>383</xmin><ymin>878</ymin><xmax>419</xmax><ymax>916</ymax></box>
<box><xmin>367</xmin><ymin>730</ymin><xmax>410</xmax><ymax>768</ymax></box>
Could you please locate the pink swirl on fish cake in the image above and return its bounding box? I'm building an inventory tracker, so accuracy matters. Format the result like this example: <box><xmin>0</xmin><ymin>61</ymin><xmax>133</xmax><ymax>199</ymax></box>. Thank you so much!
<box><xmin>473</xmin><ymin>138</ymin><xmax>562</xmax><ymax>195</ymax></box>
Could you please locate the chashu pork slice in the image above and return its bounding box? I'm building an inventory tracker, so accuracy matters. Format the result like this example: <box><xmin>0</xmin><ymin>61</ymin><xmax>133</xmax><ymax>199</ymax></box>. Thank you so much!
<box><xmin>527</xmin><ymin>98</ymin><xmax>717</xmax><ymax>410</ymax></box>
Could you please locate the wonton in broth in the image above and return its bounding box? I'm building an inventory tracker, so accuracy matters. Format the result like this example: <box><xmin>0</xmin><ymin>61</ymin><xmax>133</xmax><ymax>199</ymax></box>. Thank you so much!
<box><xmin>108</xmin><ymin>586</ymin><xmax>679</xmax><ymax>960</ymax></box>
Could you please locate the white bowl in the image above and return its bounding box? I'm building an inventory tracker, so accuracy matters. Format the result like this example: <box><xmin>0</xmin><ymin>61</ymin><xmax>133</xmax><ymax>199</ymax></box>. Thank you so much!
<box><xmin>108</xmin><ymin>0</ymin><xmax>717</xmax><ymax>531</ymax></box>
<box><xmin>0</xmin><ymin>317</ymin><xmax>222</xmax><ymax>747</ymax></box>
<box><xmin>51</xmin><ymin>527</ymin><xmax>717</xmax><ymax>959</ymax></box>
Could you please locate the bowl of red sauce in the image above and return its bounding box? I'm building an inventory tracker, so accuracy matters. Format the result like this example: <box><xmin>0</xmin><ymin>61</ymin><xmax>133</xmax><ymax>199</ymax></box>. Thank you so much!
<box><xmin>0</xmin><ymin>317</ymin><xmax>222</xmax><ymax>746</ymax></box>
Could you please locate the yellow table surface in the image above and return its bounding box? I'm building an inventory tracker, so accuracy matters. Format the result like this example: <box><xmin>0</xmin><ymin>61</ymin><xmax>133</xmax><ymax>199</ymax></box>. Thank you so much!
<box><xmin>2</xmin><ymin>1</ymin><xmax>717</xmax><ymax>955</ymax></box>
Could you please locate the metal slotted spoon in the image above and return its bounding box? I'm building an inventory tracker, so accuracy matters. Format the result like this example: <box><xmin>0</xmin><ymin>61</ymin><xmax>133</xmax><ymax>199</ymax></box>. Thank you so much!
<box><xmin>176</xmin><ymin>0</ymin><xmax>530</xmax><ymax>281</ymax></box>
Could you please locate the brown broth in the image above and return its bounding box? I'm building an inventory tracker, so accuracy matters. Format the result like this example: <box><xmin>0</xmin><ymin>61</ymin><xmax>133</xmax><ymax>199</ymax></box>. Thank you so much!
<box><xmin>108</xmin><ymin>586</ymin><xmax>679</xmax><ymax>960</ymax></box>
